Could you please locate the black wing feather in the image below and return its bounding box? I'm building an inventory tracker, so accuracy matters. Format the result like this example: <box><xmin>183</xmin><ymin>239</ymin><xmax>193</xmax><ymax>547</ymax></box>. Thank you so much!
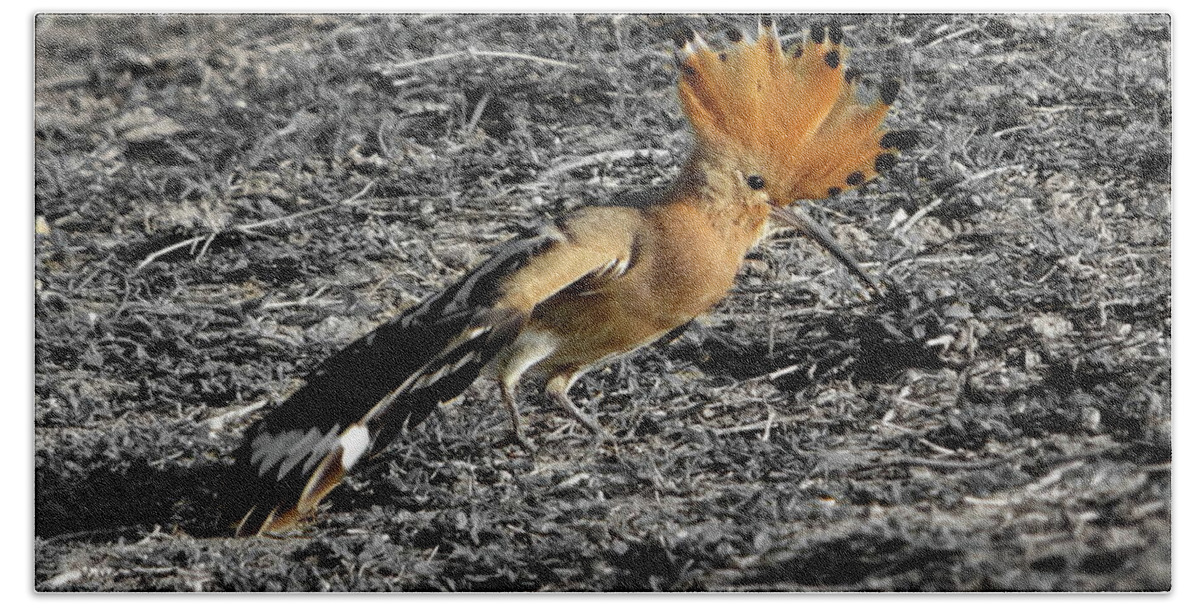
<box><xmin>227</xmin><ymin>232</ymin><xmax>556</xmax><ymax>534</ymax></box>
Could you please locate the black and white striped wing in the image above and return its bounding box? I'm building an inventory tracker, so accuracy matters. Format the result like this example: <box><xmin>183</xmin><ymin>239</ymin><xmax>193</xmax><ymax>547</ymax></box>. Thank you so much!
<box><xmin>228</xmin><ymin>210</ymin><xmax>640</xmax><ymax>535</ymax></box>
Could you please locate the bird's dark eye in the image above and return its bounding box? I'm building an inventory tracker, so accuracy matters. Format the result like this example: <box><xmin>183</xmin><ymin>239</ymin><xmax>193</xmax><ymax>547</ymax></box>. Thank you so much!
<box><xmin>746</xmin><ymin>174</ymin><xmax>766</xmax><ymax>190</ymax></box>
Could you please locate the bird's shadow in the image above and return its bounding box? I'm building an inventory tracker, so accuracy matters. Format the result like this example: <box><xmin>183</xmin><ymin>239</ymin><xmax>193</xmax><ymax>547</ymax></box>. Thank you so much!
<box><xmin>36</xmin><ymin>458</ymin><xmax>237</xmax><ymax>542</ymax></box>
<box><xmin>669</xmin><ymin>286</ymin><xmax>942</xmax><ymax>389</ymax></box>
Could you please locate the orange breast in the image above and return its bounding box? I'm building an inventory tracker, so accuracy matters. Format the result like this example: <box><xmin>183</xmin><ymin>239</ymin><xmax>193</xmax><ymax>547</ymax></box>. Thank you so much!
<box><xmin>528</xmin><ymin>200</ymin><xmax>769</xmax><ymax>376</ymax></box>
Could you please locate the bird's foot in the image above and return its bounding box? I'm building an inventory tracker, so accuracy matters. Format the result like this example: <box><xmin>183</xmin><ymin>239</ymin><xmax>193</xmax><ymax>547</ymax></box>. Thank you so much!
<box><xmin>508</xmin><ymin>428</ymin><xmax>537</xmax><ymax>452</ymax></box>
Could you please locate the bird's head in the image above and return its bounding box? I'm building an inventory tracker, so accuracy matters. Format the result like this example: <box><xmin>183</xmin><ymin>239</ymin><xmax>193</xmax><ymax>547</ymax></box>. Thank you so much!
<box><xmin>673</xmin><ymin>19</ymin><xmax>916</xmax><ymax>209</ymax></box>
<box><xmin>671</xmin><ymin>19</ymin><xmax>919</xmax><ymax>293</ymax></box>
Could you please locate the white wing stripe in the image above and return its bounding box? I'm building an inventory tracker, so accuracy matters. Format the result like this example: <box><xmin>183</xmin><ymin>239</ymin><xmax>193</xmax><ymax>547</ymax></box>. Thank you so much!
<box><xmin>339</xmin><ymin>424</ymin><xmax>372</xmax><ymax>470</ymax></box>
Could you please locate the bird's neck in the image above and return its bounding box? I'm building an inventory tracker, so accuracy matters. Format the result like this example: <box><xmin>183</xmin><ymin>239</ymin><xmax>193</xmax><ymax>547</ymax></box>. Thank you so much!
<box><xmin>661</xmin><ymin>151</ymin><xmax>774</xmax><ymax>249</ymax></box>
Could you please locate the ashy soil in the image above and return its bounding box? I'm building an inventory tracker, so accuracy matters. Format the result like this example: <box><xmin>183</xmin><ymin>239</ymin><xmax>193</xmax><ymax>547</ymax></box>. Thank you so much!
<box><xmin>34</xmin><ymin>13</ymin><xmax>1170</xmax><ymax>591</ymax></box>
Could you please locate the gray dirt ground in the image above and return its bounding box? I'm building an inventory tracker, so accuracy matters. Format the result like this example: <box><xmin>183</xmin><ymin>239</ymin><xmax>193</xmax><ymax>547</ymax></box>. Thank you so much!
<box><xmin>34</xmin><ymin>14</ymin><xmax>1170</xmax><ymax>591</ymax></box>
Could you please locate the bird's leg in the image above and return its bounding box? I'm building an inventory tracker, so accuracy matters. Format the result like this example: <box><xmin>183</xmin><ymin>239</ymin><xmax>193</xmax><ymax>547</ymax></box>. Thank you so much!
<box><xmin>545</xmin><ymin>373</ymin><xmax>612</xmax><ymax>441</ymax></box>
<box><xmin>500</xmin><ymin>382</ymin><xmax>536</xmax><ymax>451</ymax></box>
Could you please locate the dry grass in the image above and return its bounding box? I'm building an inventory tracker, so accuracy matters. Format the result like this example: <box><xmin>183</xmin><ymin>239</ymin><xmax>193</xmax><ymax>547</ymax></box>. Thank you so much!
<box><xmin>35</xmin><ymin>13</ymin><xmax>1169</xmax><ymax>591</ymax></box>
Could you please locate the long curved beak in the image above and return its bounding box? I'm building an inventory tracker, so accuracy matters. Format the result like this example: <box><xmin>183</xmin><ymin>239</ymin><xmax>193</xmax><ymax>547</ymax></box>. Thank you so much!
<box><xmin>769</xmin><ymin>205</ymin><xmax>881</xmax><ymax>294</ymax></box>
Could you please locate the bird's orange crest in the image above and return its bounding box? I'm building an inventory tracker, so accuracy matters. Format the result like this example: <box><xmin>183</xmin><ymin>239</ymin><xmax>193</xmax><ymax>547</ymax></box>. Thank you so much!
<box><xmin>674</xmin><ymin>20</ymin><xmax>916</xmax><ymax>203</ymax></box>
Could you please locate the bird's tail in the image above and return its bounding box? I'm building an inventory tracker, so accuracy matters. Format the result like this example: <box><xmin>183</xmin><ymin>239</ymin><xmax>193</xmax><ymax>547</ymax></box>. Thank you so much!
<box><xmin>227</xmin><ymin>232</ymin><xmax>558</xmax><ymax>536</ymax></box>
<box><xmin>674</xmin><ymin>19</ymin><xmax>918</xmax><ymax>204</ymax></box>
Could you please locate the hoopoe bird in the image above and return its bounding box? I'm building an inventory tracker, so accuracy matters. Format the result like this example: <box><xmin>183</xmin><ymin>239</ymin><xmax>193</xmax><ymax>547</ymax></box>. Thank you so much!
<box><xmin>229</xmin><ymin>19</ymin><xmax>916</xmax><ymax>536</ymax></box>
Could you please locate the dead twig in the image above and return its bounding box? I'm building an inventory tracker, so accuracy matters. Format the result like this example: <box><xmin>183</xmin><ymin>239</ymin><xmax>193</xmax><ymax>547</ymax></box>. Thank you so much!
<box><xmin>463</xmin><ymin>91</ymin><xmax>492</xmax><ymax>135</ymax></box>
<box><xmin>379</xmin><ymin>48</ymin><xmax>580</xmax><ymax>74</ymax></box>
<box><xmin>540</xmin><ymin>149</ymin><xmax>671</xmax><ymax>182</ymax></box>
<box><xmin>854</xmin><ymin>445</ymin><xmax>1123</xmax><ymax>474</ymax></box>
<box><xmin>135</xmin><ymin>181</ymin><xmax>376</xmax><ymax>271</ymax></box>
<box><xmin>896</xmin><ymin>164</ymin><xmax>1022</xmax><ymax>236</ymax></box>
<box><xmin>854</xmin><ymin>452</ymin><xmax>1022</xmax><ymax>472</ymax></box>
<box><xmin>924</xmin><ymin>25</ymin><xmax>981</xmax><ymax>48</ymax></box>
<box><xmin>204</xmin><ymin>398</ymin><xmax>270</xmax><ymax>434</ymax></box>
<box><xmin>710</xmin><ymin>414</ymin><xmax>809</xmax><ymax>437</ymax></box>
<box><xmin>760</xmin><ymin>401</ymin><xmax>776</xmax><ymax>441</ymax></box>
